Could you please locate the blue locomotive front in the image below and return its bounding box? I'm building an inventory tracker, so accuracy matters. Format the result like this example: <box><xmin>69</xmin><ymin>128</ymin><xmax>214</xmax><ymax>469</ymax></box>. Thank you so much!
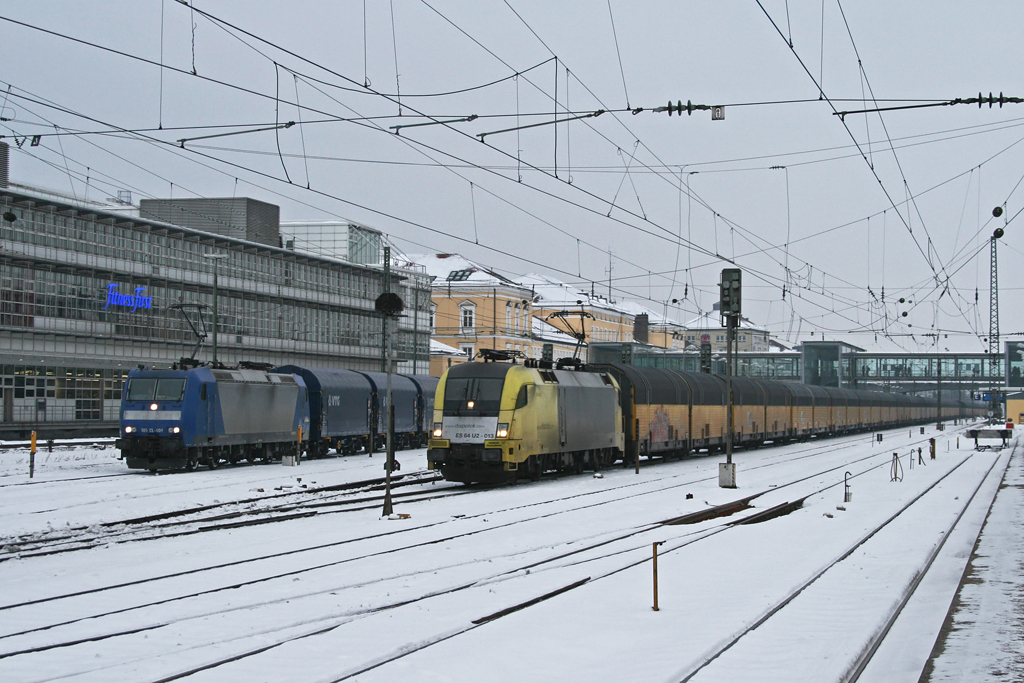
<box><xmin>117</xmin><ymin>365</ymin><xmax>310</xmax><ymax>472</ymax></box>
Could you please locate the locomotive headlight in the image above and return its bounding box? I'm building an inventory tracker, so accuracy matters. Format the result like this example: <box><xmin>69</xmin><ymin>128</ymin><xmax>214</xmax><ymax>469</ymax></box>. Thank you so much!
<box><xmin>171</xmin><ymin>426</ymin><xmax>180</xmax><ymax>434</ymax></box>
<box><xmin>150</xmin><ymin>403</ymin><xmax>158</xmax><ymax>411</ymax></box>
<box><xmin>467</xmin><ymin>401</ymin><xmax>475</xmax><ymax>409</ymax></box>
<box><xmin>124</xmin><ymin>426</ymin><xmax>133</xmax><ymax>434</ymax></box>
<box><xmin>496</xmin><ymin>423</ymin><xmax>509</xmax><ymax>438</ymax></box>
<box><xmin>432</xmin><ymin>422</ymin><xmax>442</xmax><ymax>438</ymax></box>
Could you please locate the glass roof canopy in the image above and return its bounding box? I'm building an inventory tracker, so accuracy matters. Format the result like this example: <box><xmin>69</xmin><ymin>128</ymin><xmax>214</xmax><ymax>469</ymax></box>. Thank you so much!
<box><xmin>590</xmin><ymin>341</ymin><xmax>1007</xmax><ymax>390</ymax></box>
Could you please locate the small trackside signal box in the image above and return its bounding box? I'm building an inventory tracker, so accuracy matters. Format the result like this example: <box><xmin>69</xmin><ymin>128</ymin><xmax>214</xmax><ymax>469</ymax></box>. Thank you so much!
<box><xmin>719</xmin><ymin>268</ymin><xmax>742</xmax><ymax>316</ymax></box>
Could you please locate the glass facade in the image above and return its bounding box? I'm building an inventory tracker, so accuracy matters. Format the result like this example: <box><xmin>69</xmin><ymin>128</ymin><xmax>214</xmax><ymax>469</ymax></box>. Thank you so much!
<box><xmin>0</xmin><ymin>189</ymin><xmax>430</xmax><ymax>432</ymax></box>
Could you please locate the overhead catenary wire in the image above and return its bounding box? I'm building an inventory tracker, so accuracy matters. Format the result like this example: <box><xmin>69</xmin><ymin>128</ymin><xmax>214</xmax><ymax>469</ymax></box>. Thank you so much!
<box><xmin>0</xmin><ymin>8</ymin><xmax>999</xmax><ymax>344</ymax></box>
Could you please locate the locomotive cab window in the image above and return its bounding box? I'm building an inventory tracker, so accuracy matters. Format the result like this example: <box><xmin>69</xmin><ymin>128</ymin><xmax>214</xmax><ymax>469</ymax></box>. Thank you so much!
<box><xmin>154</xmin><ymin>379</ymin><xmax>186</xmax><ymax>401</ymax></box>
<box><xmin>126</xmin><ymin>378</ymin><xmax>157</xmax><ymax>402</ymax></box>
<box><xmin>200</xmin><ymin>383</ymin><xmax>208</xmax><ymax>401</ymax></box>
<box><xmin>444</xmin><ymin>377</ymin><xmax>504</xmax><ymax>414</ymax></box>
<box><xmin>515</xmin><ymin>385</ymin><xmax>529</xmax><ymax>409</ymax></box>
<box><xmin>126</xmin><ymin>378</ymin><xmax>185</xmax><ymax>402</ymax></box>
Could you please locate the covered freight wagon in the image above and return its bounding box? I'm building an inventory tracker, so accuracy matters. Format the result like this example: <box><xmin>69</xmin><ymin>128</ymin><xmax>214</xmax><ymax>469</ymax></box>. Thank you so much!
<box><xmin>275</xmin><ymin>365</ymin><xmax>374</xmax><ymax>456</ymax></box>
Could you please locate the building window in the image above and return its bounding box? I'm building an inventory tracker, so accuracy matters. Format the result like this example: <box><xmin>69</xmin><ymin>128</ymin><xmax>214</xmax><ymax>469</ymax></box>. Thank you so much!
<box><xmin>514</xmin><ymin>303</ymin><xmax>521</xmax><ymax>331</ymax></box>
<box><xmin>460</xmin><ymin>303</ymin><xmax>475</xmax><ymax>330</ymax></box>
<box><xmin>429</xmin><ymin>304</ymin><xmax>436</xmax><ymax>331</ymax></box>
<box><xmin>460</xmin><ymin>344</ymin><xmax>474</xmax><ymax>359</ymax></box>
<box><xmin>716</xmin><ymin>335</ymin><xmax>724</xmax><ymax>342</ymax></box>
<box><xmin>506</xmin><ymin>302</ymin><xmax>512</xmax><ymax>331</ymax></box>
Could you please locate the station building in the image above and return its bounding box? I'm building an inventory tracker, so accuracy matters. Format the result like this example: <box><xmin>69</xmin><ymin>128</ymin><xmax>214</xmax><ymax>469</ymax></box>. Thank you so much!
<box><xmin>0</xmin><ymin>160</ymin><xmax>429</xmax><ymax>437</ymax></box>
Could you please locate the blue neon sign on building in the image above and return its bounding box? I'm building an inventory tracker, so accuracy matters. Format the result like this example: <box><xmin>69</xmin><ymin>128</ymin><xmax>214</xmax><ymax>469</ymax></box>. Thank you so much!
<box><xmin>102</xmin><ymin>284</ymin><xmax>153</xmax><ymax>312</ymax></box>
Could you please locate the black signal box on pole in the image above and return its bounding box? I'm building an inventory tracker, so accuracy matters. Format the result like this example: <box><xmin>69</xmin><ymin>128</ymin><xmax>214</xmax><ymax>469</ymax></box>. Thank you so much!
<box><xmin>719</xmin><ymin>268</ymin><xmax>742</xmax><ymax>318</ymax></box>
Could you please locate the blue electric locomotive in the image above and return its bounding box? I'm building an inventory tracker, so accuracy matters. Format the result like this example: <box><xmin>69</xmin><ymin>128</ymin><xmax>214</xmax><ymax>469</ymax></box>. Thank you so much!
<box><xmin>117</xmin><ymin>365</ymin><xmax>310</xmax><ymax>472</ymax></box>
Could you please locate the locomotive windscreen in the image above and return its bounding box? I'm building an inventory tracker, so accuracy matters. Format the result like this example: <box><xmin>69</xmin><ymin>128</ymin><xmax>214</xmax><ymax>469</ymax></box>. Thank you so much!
<box><xmin>443</xmin><ymin>377</ymin><xmax>504</xmax><ymax>415</ymax></box>
<box><xmin>442</xmin><ymin>362</ymin><xmax>513</xmax><ymax>416</ymax></box>
<box><xmin>126</xmin><ymin>377</ymin><xmax>186</xmax><ymax>402</ymax></box>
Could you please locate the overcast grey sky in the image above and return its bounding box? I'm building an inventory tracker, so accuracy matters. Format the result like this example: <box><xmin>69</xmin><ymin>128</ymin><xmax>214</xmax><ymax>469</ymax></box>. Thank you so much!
<box><xmin>3</xmin><ymin>1</ymin><xmax>1023</xmax><ymax>353</ymax></box>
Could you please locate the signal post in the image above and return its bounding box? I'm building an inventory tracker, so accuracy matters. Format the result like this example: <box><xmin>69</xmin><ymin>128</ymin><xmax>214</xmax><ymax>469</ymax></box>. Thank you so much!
<box><xmin>719</xmin><ymin>268</ymin><xmax>741</xmax><ymax>488</ymax></box>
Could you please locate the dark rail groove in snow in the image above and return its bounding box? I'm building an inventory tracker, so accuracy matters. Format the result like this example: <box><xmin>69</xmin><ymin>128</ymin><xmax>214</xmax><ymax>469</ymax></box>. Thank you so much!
<box><xmin>673</xmin><ymin>453</ymin><xmax>989</xmax><ymax>683</ymax></box>
<box><xmin>472</xmin><ymin>577</ymin><xmax>592</xmax><ymax>624</ymax></box>
<box><xmin>0</xmin><ymin>473</ymin><xmax>449</xmax><ymax>559</ymax></box>
<box><xmin>731</xmin><ymin>498</ymin><xmax>806</xmax><ymax>525</ymax></box>
<box><xmin>0</xmin><ymin>472</ymin><xmax>136</xmax><ymax>487</ymax></box>
<box><xmin>841</xmin><ymin>442</ymin><xmax>1016</xmax><ymax>683</ymax></box>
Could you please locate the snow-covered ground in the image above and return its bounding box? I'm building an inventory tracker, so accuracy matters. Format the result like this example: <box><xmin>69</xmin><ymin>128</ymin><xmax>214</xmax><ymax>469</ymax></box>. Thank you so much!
<box><xmin>0</xmin><ymin>420</ymin><xmax>1016</xmax><ymax>682</ymax></box>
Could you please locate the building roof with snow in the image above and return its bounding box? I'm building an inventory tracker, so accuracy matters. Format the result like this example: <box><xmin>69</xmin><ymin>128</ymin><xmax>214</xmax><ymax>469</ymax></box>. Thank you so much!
<box><xmin>517</xmin><ymin>273</ymin><xmax>636</xmax><ymax>317</ymax></box>
<box><xmin>406</xmin><ymin>253</ymin><xmax>525</xmax><ymax>289</ymax></box>
<box><xmin>430</xmin><ymin>339</ymin><xmax>467</xmax><ymax>357</ymax></box>
<box><xmin>681</xmin><ymin>307</ymin><xmax>769</xmax><ymax>331</ymax></box>
<box><xmin>614</xmin><ymin>300</ymin><xmax>685</xmax><ymax>328</ymax></box>
<box><xmin>532</xmin><ymin>315</ymin><xmax>583</xmax><ymax>345</ymax></box>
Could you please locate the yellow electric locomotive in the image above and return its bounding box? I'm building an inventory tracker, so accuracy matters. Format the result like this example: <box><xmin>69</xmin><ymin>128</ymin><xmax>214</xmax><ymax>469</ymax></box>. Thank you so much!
<box><xmin>429</xmin><ymin>356</ymin><xmax>986</xmax><ymax>485</ymax></box>
<box><xmin>427</xmin><ymin>357</ymin><xmax>623</xmax><ymax>483</ymax></box>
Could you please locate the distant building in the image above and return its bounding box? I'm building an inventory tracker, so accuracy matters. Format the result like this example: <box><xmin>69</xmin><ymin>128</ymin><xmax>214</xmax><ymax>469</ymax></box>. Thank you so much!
<box><xmin>279</xmin><ymin>220</ymin><xmax>383</xmax><ymax>265</ymax></box>
<box><xmin>518</xmin><ymin>273</ymin><xmax>636</xmax><ymax>349</ymax></box>
<box><xmin>407</xmin><ymin>254</ymin><xmax>581</xmax><ymax>366</ymax></box>
<box><xmin>429</xmin><ymin>338</ymin><xmax>467</xmax><ymax>377</ymax></box>
<box><xmin>615</xmin><ymin>300</ymin><xmax>688</xmax><ymax>350</ymax></box>
<box><xmin>679</xmin><ymin>304</ymin><xmax>772</xmax><ymax>353</ymax></box>
<box><xmin>0</xmin><ymin>155</ymin><xmax>429</xmax><ymax>437</ymax></box>
<box><xmin>139</xmin><ymin>197</ymin><xmax>281</xmax><ymax>248</ymax></box>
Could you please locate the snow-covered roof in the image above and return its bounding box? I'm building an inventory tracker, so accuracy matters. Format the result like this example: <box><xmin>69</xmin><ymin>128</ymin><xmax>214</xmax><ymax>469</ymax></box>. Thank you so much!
<box><xmin>407</xmin><ymin>254</ymin><xmax>524</xmax><ymax>288</ymax></box>
<box><xmin>681</xmin><ymin>308</ymin><xmax>768</xmax><ymax>331</ymax></box>
<box><xmin>532</xmin><ymin>315</ymin><xmax>582</xmax><ymax>345</ymax></box>
<box><xmin>430</xmin><ymin>339</ymin><xmax>466</xmax><ymax>357</ymax></box>
<box><xmin>615</xmin><ymin>300</ymin><xmax>684</xmax><ymax>328</ymax></box>
<box><xmin>518</xmin><ymin>273</ymin><xmax>636</xmax><ymax>318</ymax></box>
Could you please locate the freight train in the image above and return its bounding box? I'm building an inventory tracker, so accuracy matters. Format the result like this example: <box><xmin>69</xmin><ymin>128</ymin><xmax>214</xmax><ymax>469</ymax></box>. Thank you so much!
<box><xmin>117</xmin><ymin>362</ymin><xmax>437</xmax><ymax>472</ymax></box>
<box><xmin>426</xmin><ymin>358</ymin><xmax>986</xmax><ymax>484</ymax></box>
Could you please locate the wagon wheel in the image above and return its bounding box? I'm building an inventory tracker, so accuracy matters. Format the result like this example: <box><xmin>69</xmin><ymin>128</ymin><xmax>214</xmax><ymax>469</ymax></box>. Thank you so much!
<box><xmin>529</xmin><ymin>455</ymin><xmax>542</xmax><ymax>482</ymax></box>
<box><xmin>207</xmin><ymin>451</ymin><xmax>220</xmax><ymax>470</ymax></box>
<box><xmin>185</xmin><ymin>454</ymin><xmax>200</xmax><ymax>471</ymax></box>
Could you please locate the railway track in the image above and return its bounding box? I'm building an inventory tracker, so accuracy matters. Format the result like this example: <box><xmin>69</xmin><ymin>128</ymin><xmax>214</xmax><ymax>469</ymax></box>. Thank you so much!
<box><xmin>0</xmin><ymin>429</ymin><xmax>899</xmax><ymax>561</ymax></box>
<box><xmin>0</xmin><ymin>438</ymin><xmax>117</xmax><ymax>452</ymax></box>
<box><xmin>669</xmin><ymin>446</ymin><xmax>1012</xmax><ymax>683</ymax></box>
<box><xmin>0</xmin><ymin>470</ymin><xmax>449</xmax><ymax>559</ymax></box>
<box><xmin>0</xmin><ymin>429</ymin><xmax>974</xmax><ymax>681</ymax></box>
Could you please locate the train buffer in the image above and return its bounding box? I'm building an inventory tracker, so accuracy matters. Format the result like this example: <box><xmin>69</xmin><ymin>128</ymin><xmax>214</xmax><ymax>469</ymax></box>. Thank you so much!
<box><xmin>964</xmin><ymin>428</ymin><xmax>1012</xmax><ymax>451</ymax></box>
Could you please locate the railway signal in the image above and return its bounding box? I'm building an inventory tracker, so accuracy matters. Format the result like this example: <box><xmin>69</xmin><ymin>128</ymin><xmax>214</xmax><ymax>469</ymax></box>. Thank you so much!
<box><xmin>719</xmin><ymin>269</ymin><xmax>741</xmax><ymax>489</ymax></box>
<box><xmin>700</xmin><ymin>340</ymin><xmax>712</xmax><ymax>374</ymax></box>
<box><xmin>376</xmin><ymin>247</ymin><xmax>405</xmax><ymax>518</ymax></box>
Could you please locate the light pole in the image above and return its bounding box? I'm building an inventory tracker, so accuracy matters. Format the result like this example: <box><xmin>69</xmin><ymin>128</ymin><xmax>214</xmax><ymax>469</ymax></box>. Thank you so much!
<box><xmin>203</xmin><ymin>253</ymin><xmax>228</xmax><ymax>366</ymax></box>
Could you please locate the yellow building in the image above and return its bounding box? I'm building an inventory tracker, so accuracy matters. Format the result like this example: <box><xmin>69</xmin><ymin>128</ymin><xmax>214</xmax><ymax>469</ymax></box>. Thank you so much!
<box><xmin>1006</xmin><ymin>391</ymin><xmax>1024</xmax><ymax>425</ymax></box>
<box><xmin>408</xmin><ymin>254</ymin><xmax>581</xmax><ymax>375</ymax></box>
<box><xmin>519</xmin><ymin>273</ymin><xmax>636</xmax><ymax>348</ymax></box>
<box><xmin>429</xmin><ymin>338</ymin><xmax>468</xmax><ymax>378</ymax></box>
<box><xmin>679</xmin><ymin>306</ymin><xmax>772</xmax><ymax>353</ymax></box>
<box><xmin>616</xmin><ymin>301</ymin><xmax>689</xmax><ymax>350</ymax></box>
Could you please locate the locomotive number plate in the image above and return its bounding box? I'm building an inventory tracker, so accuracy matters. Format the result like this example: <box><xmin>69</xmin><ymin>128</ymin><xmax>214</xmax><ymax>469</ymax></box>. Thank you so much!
<box><xmin>442</xmin><ymin>416</ymin><xmax>498</xmax><ymax>443</ymax></box>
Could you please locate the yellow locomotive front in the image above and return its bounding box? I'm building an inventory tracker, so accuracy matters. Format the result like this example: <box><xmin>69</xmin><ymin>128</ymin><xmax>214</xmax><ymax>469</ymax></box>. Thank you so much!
<box><xmin>428</xmin><ymin>360</ymin><xmax>623</xmax><ymax>484</ymax></box>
